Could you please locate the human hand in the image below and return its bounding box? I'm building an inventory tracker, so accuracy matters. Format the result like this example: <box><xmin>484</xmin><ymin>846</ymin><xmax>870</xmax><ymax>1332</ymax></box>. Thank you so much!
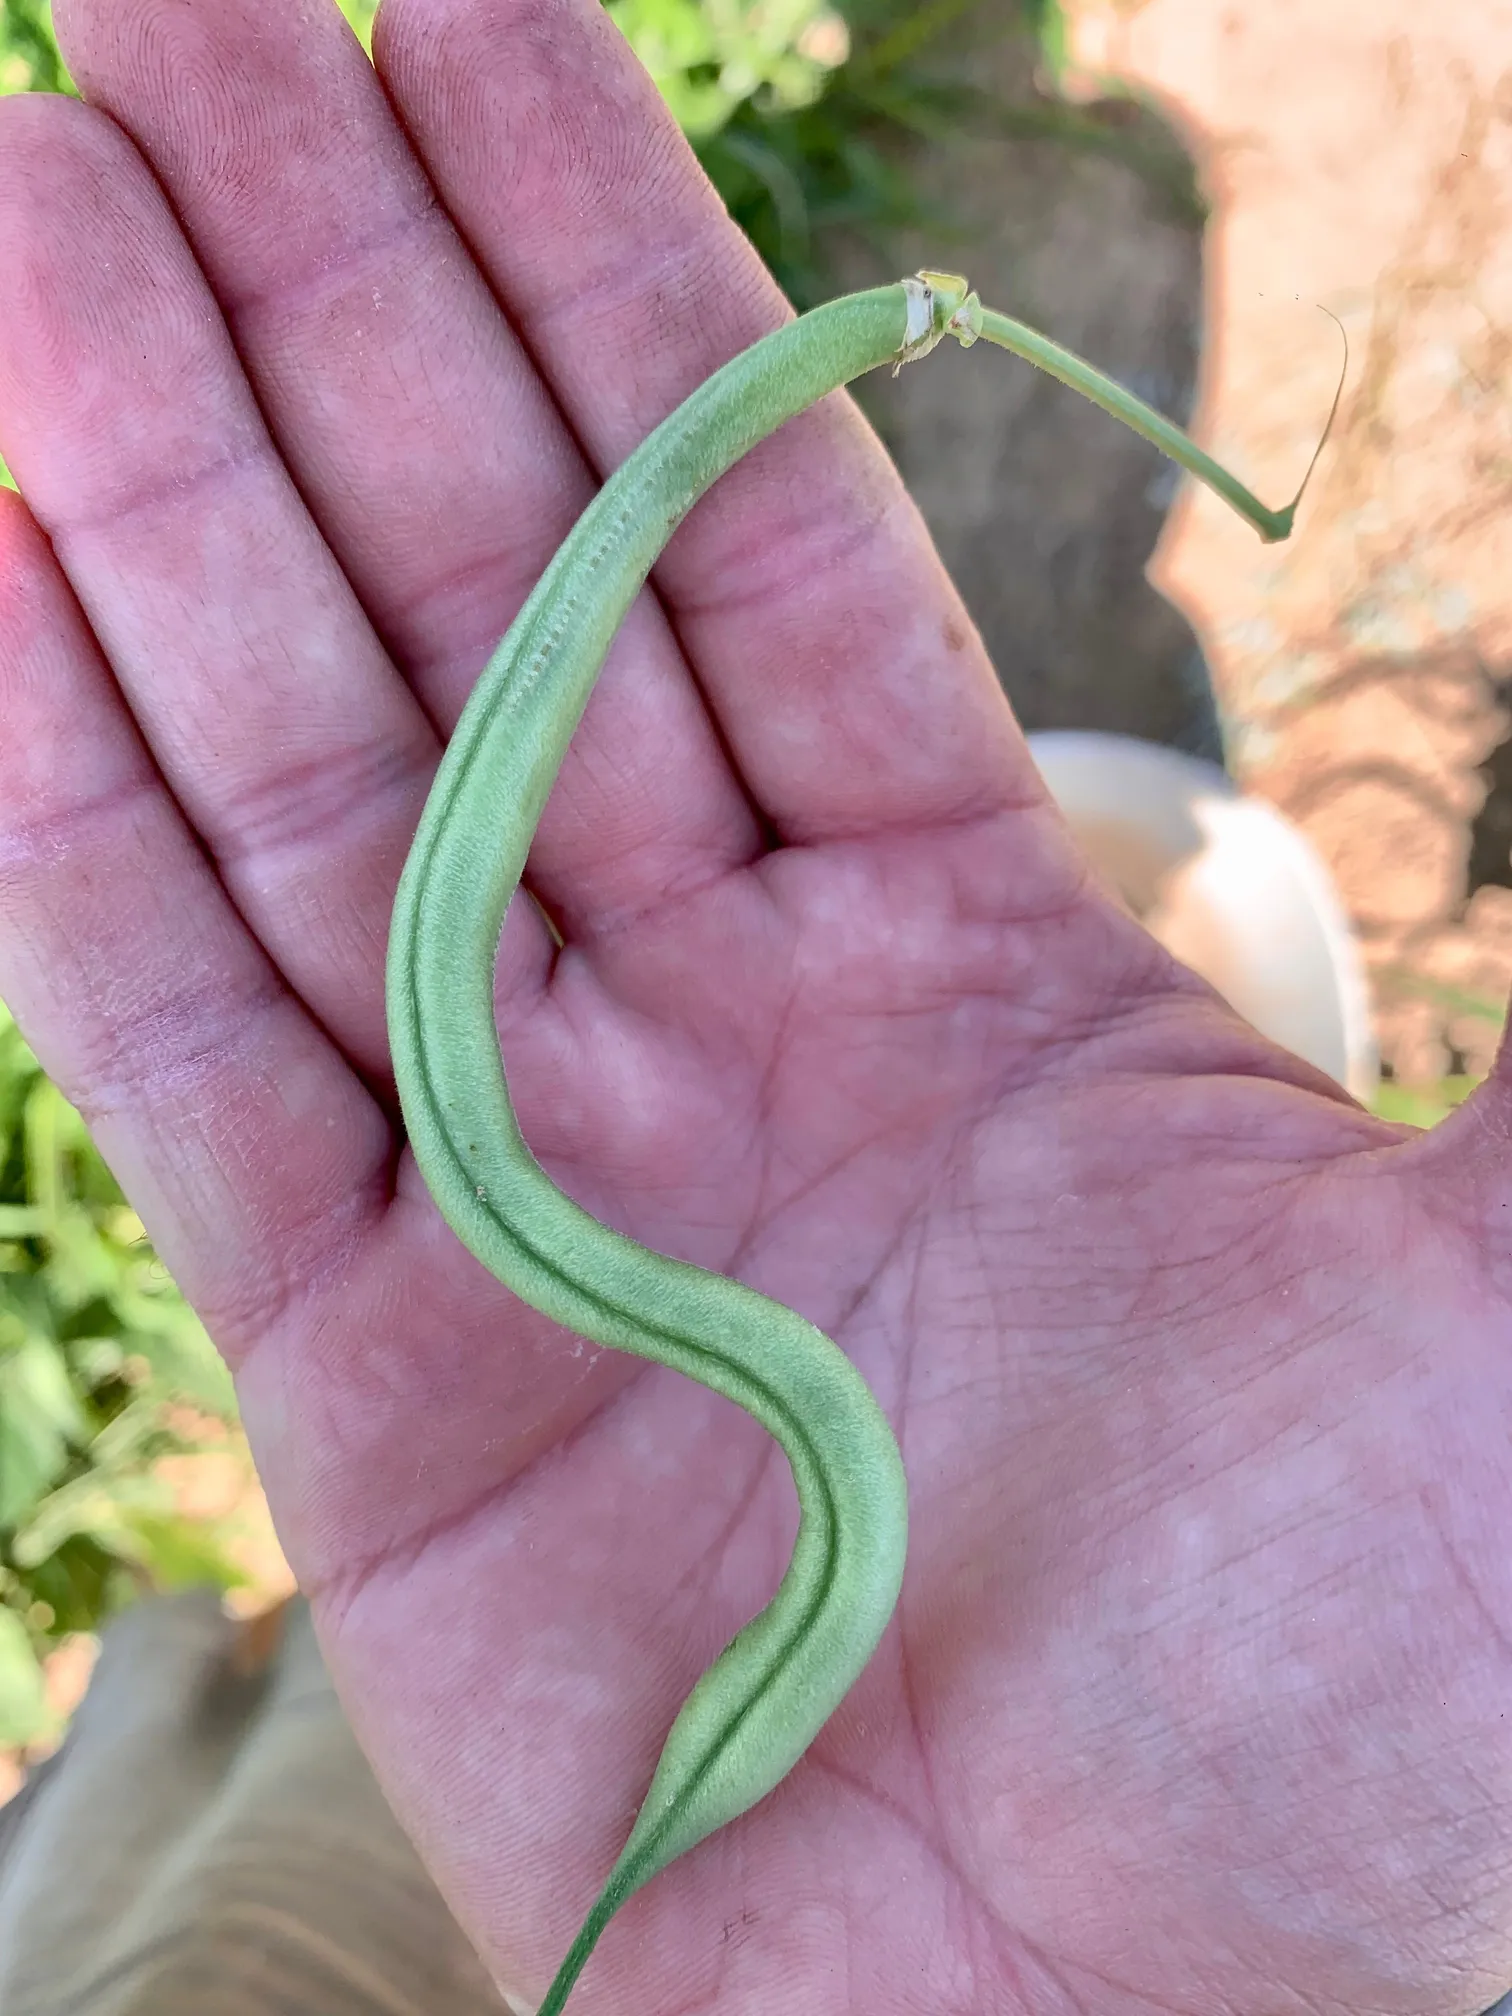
<box><xmin>2</xmin><ymin>2</ymin><xmax>1510</xmax><ymax>2012</ymax></box>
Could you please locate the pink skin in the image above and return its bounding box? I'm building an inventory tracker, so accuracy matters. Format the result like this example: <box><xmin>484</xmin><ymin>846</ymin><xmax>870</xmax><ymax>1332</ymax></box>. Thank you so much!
<box><xmin>1</xmin><ymin>1</ymin><xmax>1510</xmax><ymax>2010</ymax></box>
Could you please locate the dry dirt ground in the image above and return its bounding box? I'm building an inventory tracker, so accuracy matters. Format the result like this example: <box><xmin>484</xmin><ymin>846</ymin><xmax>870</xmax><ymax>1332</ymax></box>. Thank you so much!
<box><xmin>1062</xmin><ymin>0</ymin><xmax>1512</xmax><ymax>1085</ymax></box>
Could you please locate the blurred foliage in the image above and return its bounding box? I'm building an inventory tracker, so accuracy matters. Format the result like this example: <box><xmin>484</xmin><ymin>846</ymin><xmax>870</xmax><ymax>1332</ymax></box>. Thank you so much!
<box><xmin>0</xmin><ymin>0</ymin><xmax>67</xmax><ymax>96</ymax></box>
<box><xmin>0</xmin><ymin>1002</ymin><xmax>241</xmax><ymax>1748</ymax></box>
<box><xmin>1368</xmin><ymin>971</ymin><xmax>1505</xmax><ymax>1129</ymax></box>
<box><xmin>700</xmin><ymin>0</ymin><xmax>1201</xmax><ymax>306</ymax></box>
<box><xmin>1370</xmin><ymin>1076</ymin><xmax>1480</xmax><ymax>1130</ymax></box>
<box><xmin>607</xmin><ymin>0</ymin><xmax>852</xmax><ymax>138</ymax></box>
<box><xmin>337</xmin><ymin>0</ymin><xmax>378</xmax><ymax>50</ymax></box>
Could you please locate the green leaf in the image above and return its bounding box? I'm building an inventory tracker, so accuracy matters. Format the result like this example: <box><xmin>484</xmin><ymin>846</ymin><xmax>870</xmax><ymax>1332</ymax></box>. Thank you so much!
<box><xmin>118</xmin><ymin>1510</ymin><xmax>249</xmax><ymax>1594</ymax></box>
<box><xmin>333</xmin><ymin>0</ymin><xmax>377</xmax><ymax>55</ymax></box>
<box><xmin>11</xmin><ymin>1461</ymin><xmax>169</xmax><ymax>1570</ymax></box>
<box><xmin>0</xmin><ymin>1604</ymin><xmax>47</xmax><ymax>1747</ymax></box>
<box><xmin>606</xmin><ymin>0</ymin><xmax>848</xmax><ymax>140</ymax></box>
<box><xmin>0</xmin><ymin>1323</ymin><xmax>90</xmax><ymax>1527</ymax></box>
<box><xmin>0</xmin><ymin>0</ymin><xmax>74</xmax><ymax>97</ymax></box>
<box><xmin>104</xmin><ymin>1266</ymin><xmax>236</xmax><ymax>1417</ymax></box>
<box><xmin>18</xmin><ymin>1538</ymin><xmax>129</xmax><ymax>1638</ymax></box>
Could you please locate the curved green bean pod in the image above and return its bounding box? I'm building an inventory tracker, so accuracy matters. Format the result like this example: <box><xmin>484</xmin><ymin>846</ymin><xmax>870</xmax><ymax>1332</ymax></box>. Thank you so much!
<box><xmin>385</xmin><ymin>271</ymin><xmax>1314</xmax><ymax>2014</ymax></box>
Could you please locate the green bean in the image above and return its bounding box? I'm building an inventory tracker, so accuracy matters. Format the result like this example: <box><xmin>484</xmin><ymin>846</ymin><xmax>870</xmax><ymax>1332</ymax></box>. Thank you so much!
<box><xmin>385</xmin><ymin>270</ymin><xmax>1316</xmax><ymax>2014</ymax></box>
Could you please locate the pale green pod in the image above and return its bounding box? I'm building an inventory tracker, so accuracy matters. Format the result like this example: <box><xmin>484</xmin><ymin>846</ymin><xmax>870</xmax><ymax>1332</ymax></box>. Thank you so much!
<box><xmin>385</xmin><ymin>271</ymin><xmax>1316</xmax><ymax>2014</ymax></box>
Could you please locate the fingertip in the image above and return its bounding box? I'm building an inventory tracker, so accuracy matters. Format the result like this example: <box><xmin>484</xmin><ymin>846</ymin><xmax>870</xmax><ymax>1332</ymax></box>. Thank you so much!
<box><xmin>0</xmin><ymin>74</ymin><xmax>114</xmax><ymax>160</ymax></box>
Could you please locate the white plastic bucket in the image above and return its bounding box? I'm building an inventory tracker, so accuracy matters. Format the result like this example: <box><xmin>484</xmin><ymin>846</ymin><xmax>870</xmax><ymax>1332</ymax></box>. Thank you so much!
<box><xmin>1029</xmin><ymin>731</ymin><xmax>1378</xmax><ymax>1102</ymax></box>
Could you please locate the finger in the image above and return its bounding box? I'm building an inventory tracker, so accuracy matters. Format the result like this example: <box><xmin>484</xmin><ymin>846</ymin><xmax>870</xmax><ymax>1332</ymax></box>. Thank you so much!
<box><xmin>0</xmin><ymin>486</ymin><xmax>390</xmax><ymax>1366</ymax></box>
<box><xmin>0</xmin><ymin>488</ymin><xmax>645</xmax><ymax>1582</ymax></box>
<box><xmin>0</xmin><ymin>89</ymin><xmax>505</xmax><ymax>1085</ymax></box>
<box><xmin>377</xmin><ymin>0</ymin><xmax>1045</xmax><ymax>848</ymax></box>
<box><xmin>53</xmin><ymin>0</ymin><xmax>766</xmax><ymax>953</ymax></box>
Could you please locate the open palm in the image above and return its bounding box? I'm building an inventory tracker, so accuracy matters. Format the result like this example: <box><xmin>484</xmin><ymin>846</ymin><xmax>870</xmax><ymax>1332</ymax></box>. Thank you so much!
<box><xmin>2</xmin><ymin>1</ymin><xmax>1510</xmax><ymax>2011</ymax></box>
